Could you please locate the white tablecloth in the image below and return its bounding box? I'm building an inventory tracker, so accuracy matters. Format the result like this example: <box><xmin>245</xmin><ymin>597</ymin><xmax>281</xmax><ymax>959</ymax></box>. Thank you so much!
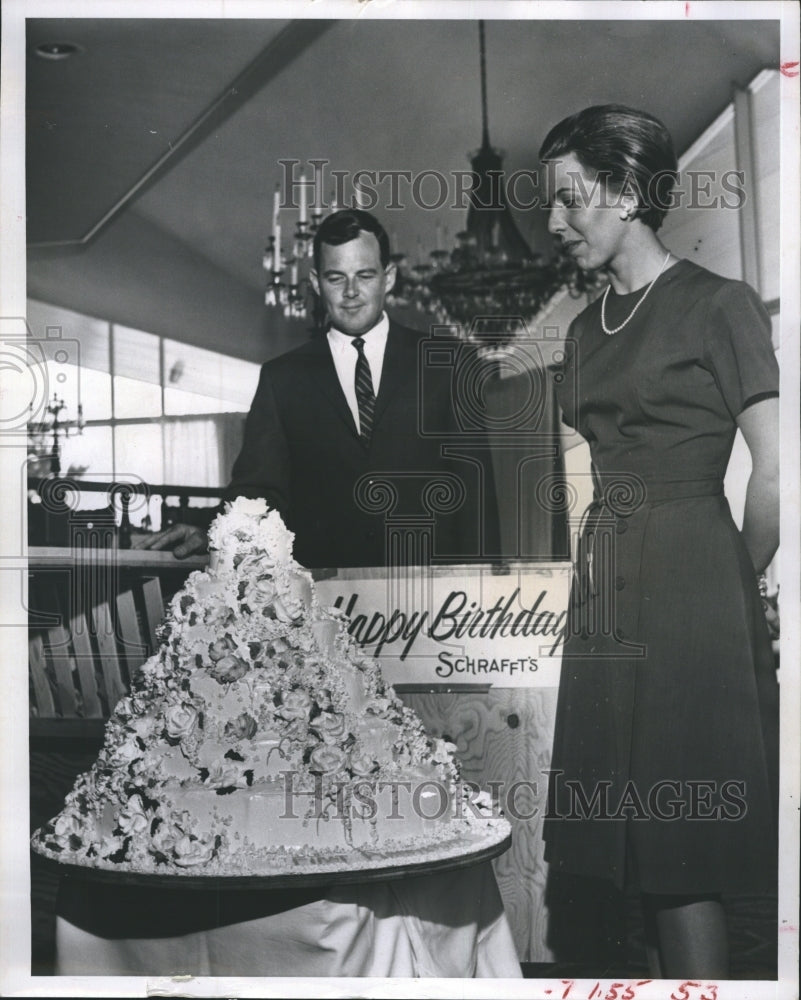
<box><xmin>55</xmin><ymin>861</ymin><xmax>521</xmax><ymax>978</ymax></box>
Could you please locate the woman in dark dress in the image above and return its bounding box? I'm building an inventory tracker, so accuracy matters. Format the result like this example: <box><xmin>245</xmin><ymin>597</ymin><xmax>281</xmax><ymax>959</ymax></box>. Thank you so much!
<box><xmin>539</xmin><ymin>106</ymin><xmax>779</xmax><ymax>978</ymax></box>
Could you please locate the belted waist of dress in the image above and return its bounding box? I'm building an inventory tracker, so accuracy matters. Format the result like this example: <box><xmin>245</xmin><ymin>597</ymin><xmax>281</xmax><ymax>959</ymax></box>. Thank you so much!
<box><xmin>574</xmin><ymin>477</ymin><xmax>724</xmax><ymax>601</ymax></box>
<box><xmin>589</xmin><ymin>471</ymin><xmax>724</xmax><ymax>510</ymax></box>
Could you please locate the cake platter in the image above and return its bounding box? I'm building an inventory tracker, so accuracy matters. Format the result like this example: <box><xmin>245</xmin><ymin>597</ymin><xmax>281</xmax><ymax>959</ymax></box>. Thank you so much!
<box><xmin>32</xmin><ymin>819</ymin><xmax>511</xmax><ymax>890</ymax></box>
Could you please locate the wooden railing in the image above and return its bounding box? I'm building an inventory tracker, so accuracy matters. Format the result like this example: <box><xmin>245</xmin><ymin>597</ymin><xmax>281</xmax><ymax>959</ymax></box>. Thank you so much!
<box><xmin>28</xmin><ymin>547</ymin><xmax>208</xmax><ymax>743</ymax></box>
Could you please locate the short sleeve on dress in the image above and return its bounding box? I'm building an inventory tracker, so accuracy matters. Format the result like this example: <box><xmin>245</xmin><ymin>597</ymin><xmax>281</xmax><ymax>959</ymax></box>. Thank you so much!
<box><xmin>704</xmin><ymin>281</ymin><xmax>779</xmax><ymax>418</ymax></box>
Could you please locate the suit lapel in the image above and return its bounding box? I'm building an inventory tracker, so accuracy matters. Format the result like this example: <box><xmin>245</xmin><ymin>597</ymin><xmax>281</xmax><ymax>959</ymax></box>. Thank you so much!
<box><xmin>305</xmin><ymin>323</ymin><xmax>417</xmax><ymax>446</ymax></box>
<box><xmin>374</xmin><ymin>323</ymin><xmax>416</xmax><ymax>428</ymax></box>
<box><xmin>305</xmin><ymin>336</ymin><xmax>360</xmax><ymax>438</ymax></box>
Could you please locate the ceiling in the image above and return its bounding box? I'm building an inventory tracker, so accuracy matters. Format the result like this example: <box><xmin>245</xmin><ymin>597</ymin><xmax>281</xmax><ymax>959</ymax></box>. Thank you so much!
<box><xmin>24</xmin><ymin>13</ymin><xmax>779</xmax><ymax>341</ymax></box>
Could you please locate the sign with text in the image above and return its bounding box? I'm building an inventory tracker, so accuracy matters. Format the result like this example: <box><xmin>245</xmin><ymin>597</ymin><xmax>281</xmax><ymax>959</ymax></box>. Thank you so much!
<box><xmin>314</xmin><ymin>562</ymin><xmax>571</xmax><ymax>688</ymax></box>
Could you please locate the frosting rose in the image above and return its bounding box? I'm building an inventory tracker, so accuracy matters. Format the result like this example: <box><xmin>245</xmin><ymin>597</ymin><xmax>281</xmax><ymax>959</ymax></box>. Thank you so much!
<box><xmin>252</xmin><ymin>576</ymin><xmax>277</xmax><ymax>601</ymax></box>
<box><xmin>273</xmin><ymin>595</ymin><xmax>303</xmax><ymax>623</ymax></box>
<box><xmin>271</xmin><ymin>572</ymin><xmax>309</xmax><ymax>622</ymax></box>
<box><xmin>113</xmin><ymin>695</ymin><xmax>136</xmax><ymax>720</ymax></box>
<box><xmin>207</xmin><ymin>497</ymin><xmax>267</xmax><ymax>550</ymax></box>
<box><xmin>117</xmin><ymin>794</ymin><xmax>149</xmax><ymax>835</ymax></box>
<box><xmin>349</xmin><ymin>751</ymin><xmax>379</xmax><ymax>777</ymax></box>
<box><xmin>204</xmin><ymin>760</ymin><xmax>248</xmax><ymax>789</ymax></box>
<box><xmin>208</xmin><ymin>636</ymin><xmax>237</xmax><ymax>662</ymax></box>
<box><xmin>107</xmin><ymin>737</ymin><xmax>143</xmax><ymax>768</ymax></box>
<box><xmin>208</xmin><ymin>654</ymin><xmax>249</xmax><ymax>684</ymax></box>
<box><xmin>128</xmin><ymin>756</ymin><xmax>155</xmax><ymax>779</ymax></box>
<box><xmin>54</xmin><ymin>812</ymin><xmax>83</xmax><ymax>841</ymax></box>
<box><xmin>164</xmin><ymin>703</ymin><xmax>199</xmax><ymax>741</ymax></box>
<box><xmin>172</xmin><ymin>834</ymin><xmax>216</xmax><ymax>867</ymax></box>
<box><xmin>151</xmin><ymin>826</ymin><xmax>178</xmax><ymax>857</ymax></box>
<box><xmin>131</xmin><ymin>692</ymin><xmax>151</xmax><ymax>714</ymax></box>
<box><xmin>232</xmin><ymin>551</ymin><xmax>266</xmax><ymax>577</ymax></box>
<box><xmin>266</xmin><ymin>637</ymin><xmax>292</xmax><ymax>660</ymax></box>
<box><xmin>230</xmin><ymin>497</ymin><xmax>269</xmax><ymax>518</ymax></box>
<box><xmin>142</xmin><ymin>656</ymin><xmax>169</xmax><ymax>682</ymax></box>
<box><xmin>277</xmin><ymin>689</ymin><xmax>312</xmax><ymax>721</ymax></box>
<box><xmin>314</xmin><ymin>688</ymin><xmax>333</xmax><ymax>712</ymax></box>
<box><xmin>132</xmin><ymin>713</ymin><xmax>158</xmax><ymax>739</ymax></box>
<box><xmin>254</xmin><ymin>509</ymin><xmax>294</xmax><ymax>563</ymax></box>
<box><xmin>310</xmin><ymin>711</ymin><xmax>347</xmax><ymax>744</ymax></box>
<box><xmin>308</xmin><ymin>744</ymin><xmax>348</xmax><ymax>776</ymax></box>
<box><xmin>99</xmin><ymin>834</ymin><xmax>125</xmax><ymax>858</ymax></box>
<box><xmin>224</xmin><ymin>712</ymin><xmax>258</xmax><ymax>741</ymax></box>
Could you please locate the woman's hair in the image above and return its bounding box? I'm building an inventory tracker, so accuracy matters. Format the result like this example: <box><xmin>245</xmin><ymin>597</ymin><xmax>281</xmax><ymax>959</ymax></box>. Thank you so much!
<box><xmin>539</xmin><ymin>105</ymin><xmax>678</xmax><ymax>231</ymax></box>
<box><xmin>313</xmin><ymin>209</ymin><xmax>391</xmax><ymax>270</ymax></box>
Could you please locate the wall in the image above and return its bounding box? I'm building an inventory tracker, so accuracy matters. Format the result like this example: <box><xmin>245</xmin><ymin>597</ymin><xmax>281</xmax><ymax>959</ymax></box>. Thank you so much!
<box><xmin>660</xmin><ymin>68</ymin><xmax>780</xmax><ymax>531</ymax></box>
<box><xmin>27</xmin><ymin>210</ymin><xmax>311</xmax><ymax>366</ymax></box>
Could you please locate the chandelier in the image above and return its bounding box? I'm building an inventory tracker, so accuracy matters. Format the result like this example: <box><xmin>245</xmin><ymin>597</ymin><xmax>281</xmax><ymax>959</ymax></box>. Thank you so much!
<box><xmin>263</xmin><ymin>170</ymin><xmax>324</xmax><ymax>319</ymax></box>
<box><xmin>385</xmin><ymin>21</ymin><xmax>602</xmax><ymax>353</ymax></box>
<box><xmin>264</xmin><ymin>21</ymin><xmax>598</xmax><ymax>339</ymax></box>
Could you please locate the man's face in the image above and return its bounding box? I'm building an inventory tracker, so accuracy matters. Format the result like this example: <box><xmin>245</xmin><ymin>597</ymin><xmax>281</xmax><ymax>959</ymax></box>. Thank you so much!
<box><xmin>310</xmin><ymin>231</ymin><xmax>396</xmax><ymax>337</ymax></box>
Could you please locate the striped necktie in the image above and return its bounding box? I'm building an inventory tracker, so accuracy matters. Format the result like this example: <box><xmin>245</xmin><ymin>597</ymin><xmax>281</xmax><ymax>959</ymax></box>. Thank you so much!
<box><xmin>351</xmin><ymin>336</ymin><xmax>376</xmax><ymax>445</ymax></box>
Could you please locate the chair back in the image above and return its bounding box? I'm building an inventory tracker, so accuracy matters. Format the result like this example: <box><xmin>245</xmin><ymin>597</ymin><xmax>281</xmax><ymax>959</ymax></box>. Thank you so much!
<box><xmin>29</xmin><ymin>569</ymin><xmax>164</xmax><ymax>740</ymax></box>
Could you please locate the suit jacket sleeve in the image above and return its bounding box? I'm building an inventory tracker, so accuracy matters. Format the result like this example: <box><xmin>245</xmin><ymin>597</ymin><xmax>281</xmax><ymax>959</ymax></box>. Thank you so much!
<box><xmin>226</xmin><ymin>363</ymin><xmax>291</xmax><ymax>516</ymax></box>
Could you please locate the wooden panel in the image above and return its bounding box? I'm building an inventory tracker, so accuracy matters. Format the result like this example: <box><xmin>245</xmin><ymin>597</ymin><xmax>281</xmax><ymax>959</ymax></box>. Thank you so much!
<box><xmin>34</xmin><ymin>577</ymin><xmax>79</xmax><ymax>716</ymax></box>
<box><xmin>116</xmin><ymin>589</ymin><xmax>147</xmax><ymax>681</ymax></box>
<box><xmin>91</xmin><ymin>601</ymin><xmax>128</xmax><ymax>711</ymax></box>
<box><xmin>29</xmin><ymin>633</ymin><xmax>56</xmax><ymax>717</ymax></box>
<box><xmin>68</xmin><ymin>611</ymin><xmax>103</xmax><ymax>718</ymax></box>
<box><xmin>47</xmin><ymin>625</ymin><xmax>78</xmax><ymax>717</ymax></box>
<box><xmin>141</xmin><ymin>576</ymin><xmax>164</xmax><ymax>654</ymax></box>
<box><xmin>400</xmin><ymin>686</ymin><xmax>559</xmax><ymax>963</ymax></box>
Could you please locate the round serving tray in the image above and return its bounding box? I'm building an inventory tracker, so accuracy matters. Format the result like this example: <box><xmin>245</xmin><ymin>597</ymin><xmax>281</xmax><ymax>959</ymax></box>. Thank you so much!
<box><xmin>32</xmin><ymin>821</ymin><xmax>511</xmax><ymax>891</ymax></box>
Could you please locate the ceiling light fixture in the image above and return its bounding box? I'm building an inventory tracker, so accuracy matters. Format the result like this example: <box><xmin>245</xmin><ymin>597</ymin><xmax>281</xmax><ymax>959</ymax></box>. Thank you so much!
<box><xmin>262</xmin><ymin>21</ymin><xmax>598</xmax><ymax>340</ymax></box>
<box><xmin>386</xmin><ymin>21</ymin><xmax>599</xmax><ymax>354</ymax></box>
<box><xmin>33</xmin><ymin>41</ymin><xmax>82</xmax><ymax>61</ymax></box>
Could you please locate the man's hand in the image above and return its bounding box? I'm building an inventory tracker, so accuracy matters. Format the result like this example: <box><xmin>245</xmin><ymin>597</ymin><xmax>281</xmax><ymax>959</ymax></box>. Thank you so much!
<box><xmin>131</xmin><ymin>523</ymin><xmax>208</xmax><ymax>559</ymax></box>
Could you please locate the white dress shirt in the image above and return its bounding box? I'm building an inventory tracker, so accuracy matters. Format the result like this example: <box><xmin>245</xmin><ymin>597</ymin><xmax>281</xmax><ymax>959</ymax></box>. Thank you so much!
<box><xmin>326</xmin><ymin>313</ymin><xmax>389</xmax><ymax>433</ymax></box>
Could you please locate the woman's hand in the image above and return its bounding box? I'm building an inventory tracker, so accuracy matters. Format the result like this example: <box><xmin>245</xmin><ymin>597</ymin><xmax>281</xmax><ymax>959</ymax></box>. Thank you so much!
<box><xmin>762</xmin><ymin>590</ymin><xmax>780</xmax><ymax>641</ymax></box>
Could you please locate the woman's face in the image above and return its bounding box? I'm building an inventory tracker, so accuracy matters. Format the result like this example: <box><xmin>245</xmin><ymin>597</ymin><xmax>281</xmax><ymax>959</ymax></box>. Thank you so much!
<box><xmin>546</xmin><ymin>151</ymin><xmax>632</xmax><ymax>271</ymax></box>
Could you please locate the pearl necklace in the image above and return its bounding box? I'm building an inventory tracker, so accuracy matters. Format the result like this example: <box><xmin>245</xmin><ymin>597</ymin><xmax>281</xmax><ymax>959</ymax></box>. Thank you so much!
<box><xmin>600</xmin><ymin>252</ymin><xmax>672</xmax><ymax>335</ymax></box>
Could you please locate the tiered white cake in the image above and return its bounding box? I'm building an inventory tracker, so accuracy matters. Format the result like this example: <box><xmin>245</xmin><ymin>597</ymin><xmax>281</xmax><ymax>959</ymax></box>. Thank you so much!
<box><xmin>32</xmin><ymin>498</ymin><xmax>508</xmax><ymax>876</ymax></box>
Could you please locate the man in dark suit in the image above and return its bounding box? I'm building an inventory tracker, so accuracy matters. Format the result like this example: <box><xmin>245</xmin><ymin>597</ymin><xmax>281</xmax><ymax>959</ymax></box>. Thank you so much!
<box><xmin>139</xmin><ymin>209</ymin><xmax>496</xmax><ymax>568</ymax></box>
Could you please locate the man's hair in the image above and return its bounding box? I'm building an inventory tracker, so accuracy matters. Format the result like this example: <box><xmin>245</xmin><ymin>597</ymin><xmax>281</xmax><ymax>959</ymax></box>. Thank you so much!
<box><xmin>313</xmin><ymin>209</ymin><xmax>391</xmax><ymax>271</ymax></box>
<box><xmin>539</xmin><ymin>104</ymin><xmax>678</xmax><ymax>231</ymax></box>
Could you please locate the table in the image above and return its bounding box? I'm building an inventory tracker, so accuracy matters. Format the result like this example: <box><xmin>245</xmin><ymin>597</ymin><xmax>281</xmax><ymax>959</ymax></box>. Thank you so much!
<box><xmin>54</xmin><ymin>861</ymin><xmax>521</xmax><ymax>978</ymax></box>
